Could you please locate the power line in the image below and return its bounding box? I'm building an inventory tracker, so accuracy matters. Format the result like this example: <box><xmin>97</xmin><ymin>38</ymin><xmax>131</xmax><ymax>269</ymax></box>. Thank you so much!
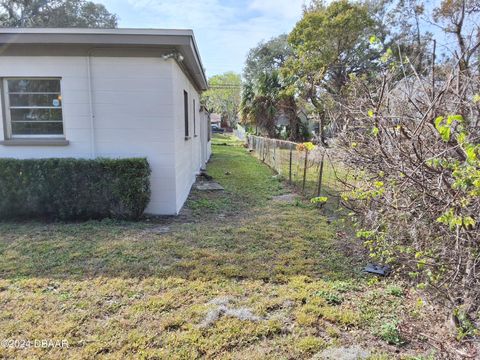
<box><xmin>208</xmin><ymin>84</ymin><xmax>242</xmax><ymax>89</ymax></box>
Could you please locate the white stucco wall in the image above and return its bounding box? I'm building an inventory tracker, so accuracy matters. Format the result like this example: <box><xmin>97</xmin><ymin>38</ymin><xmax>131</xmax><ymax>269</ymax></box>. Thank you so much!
<box><xmin>90</xmin><ymin>57</ymin><xmax>178</xmax><ymax>214</ymax></box>
<box><xmin>171</xmin><ymin>62</ymin><xmax>202</xmax><ymax>213</ymax></box>
<box><xmin>0</xmin><ymin>55</ymin><xmax>207</xmax><ymax>215</ymax></box>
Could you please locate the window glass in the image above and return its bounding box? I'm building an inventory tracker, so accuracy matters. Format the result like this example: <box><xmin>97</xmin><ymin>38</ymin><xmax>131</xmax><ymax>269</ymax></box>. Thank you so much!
<box><xmin>5</xmin><ymin>79</ymin><xmax>63</xmax><ymax>137</ymax></box>
<box><xmin>11</xmin><ymin>122</ymin><xmax>63</xmax><ymax>135</ymax></box>
<box><xmin>184</xmin><ymin>90</ymin><xmax>189</xmax><ymax>137</ymax></box>
<box><xmin>8</xmin><ymin>79</ymin><xmax>61</xmax><ymax>93</ymax></box>
<box><xmin>9</xmin><ymin>94</ymin><xmax>62</xmax><ymax>107</ymax></box>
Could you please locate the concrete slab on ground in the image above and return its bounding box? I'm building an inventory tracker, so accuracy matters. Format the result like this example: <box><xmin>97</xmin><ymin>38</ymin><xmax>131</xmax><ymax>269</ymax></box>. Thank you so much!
<box><xmin>272</xmin><ymin>193</ymin><xmax>300</xmax><ymax>203</ymax></box>
<box><xmin>194</xmin><ymin>182</ymin><xmax>225</xmax><ymax>191</ymax></box>
<box><xmin>314</xmin><ymin>346</ymin><xmax>370</xmax><ymax>360</ymax></box>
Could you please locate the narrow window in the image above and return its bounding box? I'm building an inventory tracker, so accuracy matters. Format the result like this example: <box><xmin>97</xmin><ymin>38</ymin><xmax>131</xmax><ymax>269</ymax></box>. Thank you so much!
<box><xmin>3</xmin><ymin>78</ymin><xmax>64</xmax><ymax>138</ymax></box>
<box><xmin>184</xmin><ymin>90</ymin><xmax>189</xmax><ymax>138</ymax></box>
<box><xmin>193</xmin><ymin>99</ymin><xmax>197</xmax><ymax>136</ymax></box>
<box><xmin>207</xmin><ymin>114</ymin><xmax>211</xmax><ymax>142</ymax></box>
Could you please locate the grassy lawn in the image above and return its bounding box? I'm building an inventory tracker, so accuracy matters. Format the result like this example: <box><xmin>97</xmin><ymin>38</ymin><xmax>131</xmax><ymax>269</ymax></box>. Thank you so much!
<box><xmin>0</xmin><ymin>135</ymin><xmax>437</xmax><ymax>359</ymax></box>
<box><xmin>247</xmin><ymin>137</ymin><xmax>350</xmax><ymax>204</ymax></box>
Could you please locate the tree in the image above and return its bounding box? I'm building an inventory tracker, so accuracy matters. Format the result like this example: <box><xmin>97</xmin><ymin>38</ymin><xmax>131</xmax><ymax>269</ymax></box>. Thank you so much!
<box><xmin>241</xmin><ymin>35</ymin><xmax>304</xmax><ymax>140</ymax></box>
<box><xmin>338</xmin><ymin>0</ymin><xmax>480</xmax><ymax>344</ymax></box>
<box><xmin>202</xmin><ymin>72</ymin><xmax>241</xmax><ymax>128</ymax></box>
<box><xmin>386</xmin><ymin>0</ymin><xmax>433</xmax><ymax>74</ymax></box>
<box><xmin>433</xmin><ymin>0</ymin><xmax>480</xmax><ymax>73</ymax></box>
<box><xmin>282</xmin><ymin>0</ymin><xmax>378</xmax><ymax>144</ymax></box>
<box><xmin>243</xmin><ymin>34</ymin><xmax>293</xmax><ymax>83</ymax></box>
<box><xmin>0</xmin><ymin>0</ymin><xmax>118</xmax><ymax>28</ymax></box>
<box><xmin>241</xmin><ymin>71</ymin><xmax>285</xmax><ymax>138</ymax></box>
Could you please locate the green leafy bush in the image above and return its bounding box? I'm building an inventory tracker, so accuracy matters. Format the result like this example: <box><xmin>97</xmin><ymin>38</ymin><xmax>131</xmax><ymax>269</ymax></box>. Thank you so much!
<box><xmin>0</xmin><ymin>158</ymin><xmax>151</xmax><ymax>220</ymax></box>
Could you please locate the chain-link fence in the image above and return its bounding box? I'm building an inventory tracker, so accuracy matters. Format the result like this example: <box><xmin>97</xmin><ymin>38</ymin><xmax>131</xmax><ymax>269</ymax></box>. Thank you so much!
<box><xmin>247</xmin><ymin>135</ymin><xmax>349</xmax><ymax>202</ymax></box>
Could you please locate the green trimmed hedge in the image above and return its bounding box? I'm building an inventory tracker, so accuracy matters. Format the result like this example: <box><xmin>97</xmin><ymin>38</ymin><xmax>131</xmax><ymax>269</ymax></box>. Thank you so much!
<box><xmin>0</xmin><ymin>158</ymin><xmax>151</xmax><ymax>220</ymax></box>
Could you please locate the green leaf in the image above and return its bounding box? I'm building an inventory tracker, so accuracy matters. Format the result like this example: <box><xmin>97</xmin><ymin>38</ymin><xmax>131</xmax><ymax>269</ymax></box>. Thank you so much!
<box><xmin>310</xmin><ymin>196</ymin><xmax>328</xmax><ymax>204</ymax></box>
<box><xmin>380</xmin><ymin>48</ymin><xmax>393</xmax><ymax>63</ymax></box>
<box><xmin>434</xmin><ymin>116</ymin><xmax>444</xmax><ymax>128</ymax></box>
<box><xmin>434</xmin><ymin>116</ymin><xmax>451</xmax><ymax>142</ymax></box>
<box><xmin>457</xmin><ymin>132</ymin><xmax>466</xmax><ymax>144</ymax></box>
<box><xmin>465</xmin><ymin>145</ymin><xmax>477</xmax><ymax>162</ymax></box>
<box><xmin>439</xmin><ymin>127</ymin><xmax>451</xmax><ymax>142</ymax></box>
<box><xmin>447</xmin><ymin>114</ymin><xmax>463</xmax><ymax>125</ymax></box>
<box><xmin>302</xmin><ymin>142</ymin><xmax>316</xmax><ymax>152</ymax></box>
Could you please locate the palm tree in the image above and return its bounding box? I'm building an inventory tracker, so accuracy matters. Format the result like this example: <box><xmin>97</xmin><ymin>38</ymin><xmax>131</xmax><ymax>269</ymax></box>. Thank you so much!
<box><xmin>241</xmin><ymin>70</ymin><xmax>302</xmax><ymax>140</ymax></box>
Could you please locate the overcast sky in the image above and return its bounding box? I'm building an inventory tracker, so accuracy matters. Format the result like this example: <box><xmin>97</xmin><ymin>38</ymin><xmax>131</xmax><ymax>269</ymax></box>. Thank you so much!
<box><xmin>97</xmin><ymin>0</ymin><xmax>306</xmax><ymax>78</ymax></box>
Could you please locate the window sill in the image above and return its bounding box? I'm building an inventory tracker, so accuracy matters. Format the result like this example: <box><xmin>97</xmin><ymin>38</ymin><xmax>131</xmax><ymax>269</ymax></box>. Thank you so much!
<box><xmin>185</xmin><ymin>136</ymin><xmax>191</xmax><ymax>141</ymax></box>
<box><xmin>0</xmin><ymin>139</ymin><xmax>70</xmax><ymax>146</ymax></box>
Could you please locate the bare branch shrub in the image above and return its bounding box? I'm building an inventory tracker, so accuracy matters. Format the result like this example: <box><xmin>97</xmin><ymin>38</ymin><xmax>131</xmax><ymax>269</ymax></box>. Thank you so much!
<box><xmin>338</xmin><ymin>42</ymin><xmax>480</xmax><ymax>337</ymax></box>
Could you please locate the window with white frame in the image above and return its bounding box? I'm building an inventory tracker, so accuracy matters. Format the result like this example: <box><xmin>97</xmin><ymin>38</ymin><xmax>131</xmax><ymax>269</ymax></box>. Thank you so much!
<box><xmin>3</xmin><ymin>78</ymin><xmax>64</xmax><ymax>138</ymax></box>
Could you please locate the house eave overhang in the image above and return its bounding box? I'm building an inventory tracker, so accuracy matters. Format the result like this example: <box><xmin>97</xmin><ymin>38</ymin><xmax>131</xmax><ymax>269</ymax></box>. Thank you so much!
<box><xmin>0</xmin><ymin>28</ymin><xmax>208</xmax><ymax>91</ymax></box>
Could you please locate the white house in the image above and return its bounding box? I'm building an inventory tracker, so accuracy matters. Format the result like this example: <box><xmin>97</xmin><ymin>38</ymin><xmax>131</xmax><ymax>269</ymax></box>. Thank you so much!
<box><xmin>0</xmin><ymin>28</ymin><xmax>212</xmax><ymax>215</ymax></box>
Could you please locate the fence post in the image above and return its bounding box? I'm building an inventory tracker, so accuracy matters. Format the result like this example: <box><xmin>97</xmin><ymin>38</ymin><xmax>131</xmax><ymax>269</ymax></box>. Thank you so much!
<box><xmin>262</xmin><ymin>139</ymin><xmax>265</xmax><ymax>162</ymax></box>
<box><xmin>273</xmin><ymin>140</ymin><xmax>276</xmax><ymax>172</ymax></box>
<box><xmin>302</xmin><ymin>150</ymin><xmax>308</xmax><ymax>192</ymax></box>
<box><xmin>317</xmin><ymin>154</ymin><xmax>325</xmax><ymax>197</ymax></box>
<box><xmin>289</xmin><ymin>146</ymin><xmax>293</xmax><ymax>183</ymax></box>
<box><xmin>265</xmin><ymin>140</ymin><xmax>268</xmax><ymax>164</ymax></box>
<box><xmin>263</xmin><ymin>139</ymin><xmax>267</xmax><ymax>162</ymax></box>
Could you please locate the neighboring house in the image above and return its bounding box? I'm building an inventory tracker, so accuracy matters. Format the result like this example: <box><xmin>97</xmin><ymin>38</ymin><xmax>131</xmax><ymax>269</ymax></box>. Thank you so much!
<box><xmin>0</xmin><ymin>28</ymin><xmax>211</xmax><ymax>215</ymax></box>
<box><xmin>275</xmin><ymin>109</ymin><xmax>290</xmax><ymax>127</ymax></box>
<box><xmin>210</xmin><ymin>113</ymin><xmax>221</xmax><ymax>125</ymax></box>
<box><xmin>297</xmin><ymin>109</ymin><xmax>317</xmax><ymax>134</ymax></box>
<box><xmin>277</xmin><ymin>109</ymin><xmax>313</xmax><ymax>127</ymax></box>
